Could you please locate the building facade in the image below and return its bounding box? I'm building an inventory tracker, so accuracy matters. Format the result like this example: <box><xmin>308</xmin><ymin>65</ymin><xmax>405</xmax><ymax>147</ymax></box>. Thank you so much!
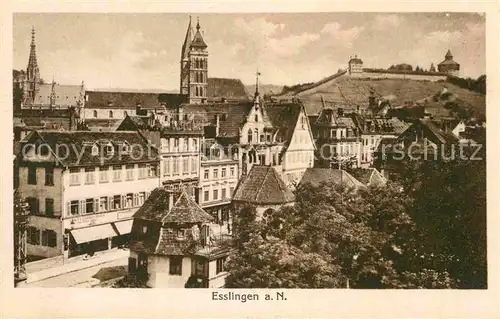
<box><xmin>18</xmin><ymin>131</ymin><xmax>160</xmax><ymax>259</ymax></box>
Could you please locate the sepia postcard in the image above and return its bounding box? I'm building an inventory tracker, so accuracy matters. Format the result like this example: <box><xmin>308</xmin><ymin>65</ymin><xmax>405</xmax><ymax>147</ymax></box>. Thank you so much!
<box><xmin>1</xmin><ymin>1</ymin><xmax>499</xmax><ymax>318</ymax></box>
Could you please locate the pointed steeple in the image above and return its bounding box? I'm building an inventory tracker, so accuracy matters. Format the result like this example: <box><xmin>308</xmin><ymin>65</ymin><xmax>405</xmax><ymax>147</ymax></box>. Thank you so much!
<box><xmin>190</xmin><ymin>17</ymin><xmax>207</xmax><ymax>49</ymax></box>
<box><xmin>445</xmin><ymin>49</ymin><xmax>453</xmax><ymax>60</ymax></box>
<box><xmin>255</xmin><ymin>70</ymin><xmax>261</xmax><ymax>97</ymax></box>
<box><xmin>27</xmin><ymin>26</ymin><xmax>40</xmax><ymax>82</ymax></box>
<box><xmin>181</xmin><ymin>16</ymin><xmax>193</xmax><ymax>61</ymax></box>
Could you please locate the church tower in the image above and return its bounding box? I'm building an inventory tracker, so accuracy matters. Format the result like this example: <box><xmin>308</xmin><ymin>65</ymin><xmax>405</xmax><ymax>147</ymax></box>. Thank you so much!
<box><xmin>180</xmin><ymin>17</ymin><xmax>208</xmax><ymax>104</ymax></box>
<box><xmin>24</xmin><ymin>26</ymin><xmax>40</xmax><ymax>105</ymax></box>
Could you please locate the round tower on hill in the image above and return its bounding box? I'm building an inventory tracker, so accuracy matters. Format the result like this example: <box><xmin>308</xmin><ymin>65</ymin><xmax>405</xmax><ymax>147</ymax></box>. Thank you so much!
<box><xmin>348</xmin><ymin>55</ymin><xmax>363</xmax><ymax>76</ymax></box>
<box><xmin>437</xmin><ymin>49</ymin><xmax>460</xmax><ymax>76</ymax></box>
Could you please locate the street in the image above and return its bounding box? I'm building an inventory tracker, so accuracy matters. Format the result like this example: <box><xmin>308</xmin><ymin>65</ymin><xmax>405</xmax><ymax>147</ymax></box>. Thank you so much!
<box><xmin>20</xmin><ymin>256</ymin><xmax>128</xmax><ymax>288</ymax></box>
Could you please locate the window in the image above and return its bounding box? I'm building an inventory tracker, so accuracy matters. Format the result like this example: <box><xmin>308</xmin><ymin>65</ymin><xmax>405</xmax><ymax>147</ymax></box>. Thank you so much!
<box><xmin>138</xmin><ymin>164</ymin><xmax>147</xmax><ymax>179</ymax></box>
<box><xmin>213</xmin><ymin>189</ymin><xmax>218</xmax><ymax>200</ymax></box>
<box><xmin>204</xmin><ymin>191</ymin><xmax>209</xmax><ymax>202</ymax></box>
<box><xmin>27</xmin><ymin>197</ymin><xmax>38</xmax><ymax>215</ymax></box>
<box><xmin>99</xmin><ymin>197</ymin><xmax>108</xmax><ymax>212</ymax></box>
<box><xmin>70</xmin><ymin>200</ymin><xmax>79</xmax><ymax>215</ymax></box>
<box><xmin>174</xmin><ymin>138</ymin><xmax>179</xmax><ymax>149</ymax></box>
<box><xmin>230</xmin><ymin>187</ymin><xmax>235</xmax><ymax>197</ymax></box>
<box><xmin>109</xmin><ymin>110</ymin><xmax>113</xmax><ymax>118</ymax></box>
<box><xmin>192</xmin><ymin>139</ymin><xmax>198</xmax><ymax>151</ymax></box>
<box><xmin>113</xmin><ymin>195</ymin><xmax>122</xmax><ymax>210</ymax></box>
<box><xmin>204</xmin><ymin>169</ymin><xmax>209</xmax><ymax>180</ymax></box>
<box><xmin>93</xmin><ymin>110</ymin><xmax>98</xmax><ymax>118</ymax></box>
<box><xmin>84</xmin><ymin>168</ymin><xmax>95</xmax><ymax>184</ymax></box>
<box><xmin>142</xmin><ymin>225</ymin><xmax>148</xmax><ymax>234</ymax></box>
<box><xmin>138</xmin><ymin>192</ymin><xmax>145</xmax><ymax>206</ymax></box>
<box><xmin>176</xmin><ymin>229</ymin><xmax>186</xmax><ymax>239</ymax></box>
<box><xmin>162</xmin><ymin>159</ymin><xmax>170</xmax><ymax>176</ymax></box>
<box><xmin>125</xmin><ymin>193</ymin><xmax>133</xmax><ymax>208</ymax></box>
<box><xmin>85</xmin><ymin>198</ymin><xmax>94</xmax><ymax>214</ymax></box>
<box><xmin>161</xmin><ymin>139</ymin><xmax>170</xmax><ymax>152</ymax></box>
<box><xmin>254</xmin><ymin>114</ymin><xmax>258</xmax><ymax>122</ymax></box>
<box><xmin>230</xmin><ymin>167</ymin><xmax>235</xmax><ymax>176</ymax></box>
<box><xmin>91</xmin><ymin>145</ymin><xmax>99</xmax><ymax>156</ymax></box>
<box><xmin>113</xmin><ymin>165</ymin><xmax>122</xmax><ymax>181</ymax></box>
<box><xmin>173</xmin><ymin>158</ymin><xmax>179</xmax><ymax>175</ymax></box>
<box><xmin>28</xmin><ymin>167</ymin><xmax>37</xmax><ymax>185</ymax></box>
<box><xmin>99</xmin><ymin>167</ymin><xmax>109</xmax><ymax>183</ymax></box>
<box><xmin>222</xmin><ymin>188</ymin><xmax>227</xmax><ymax>199</ymax></box>
<box><xmin>126</xmin><ymin>164</ymin><xmax>135</xmax><ymax>181</ymax></box>
<box><xmin>169</xmin><ymin>256</ymin><xmax>183</xmax><ymax>275</ymax></box>
<box><xmin>45</xmin><ymin>167</ymin><xmax>54</xmax><ymax>186</ymax></box>
<box><xmin>301</xmin><ymin>116</ymin><xmax>306</xmax><ymax>129</ymax></box>
<box><xmin>221</xmin><ymin>168</ymin><xmax>226</xmax><ymax>178</ymax></box>
<box><xmin>216</xmin><ymin>257</ymin><xmax>226</xmax><ymax>274</ymax></box>
<box><xmin>45</xmin><ymin>198</ymin><xmax>54</xmax><ymax>217</ymax></box>
<box><xmin>260</xmin><ymin>134</ymin><xmax>264</xmax><ymax>142</ymax></box>
<box><xmin>183</xmin><ymin>138</ymin><xmax>188</xmax><ymax>151</ymax></box>
<box><xmin>254</xmin><ymin>129</ymin><xmax>259</xmax><ymax>142</ymax></box>
<box><xmin>149</xmin><ymin>164</ymin><xmax>158</xmax><ymax>177</ymax></box>
<box><xmin>70</xmin><ymin>168</ymin><xmax>80</xmax><ymax>186</ymax></box>
<box><xmin>213</xmin><ymin>169</ymin><xmax>218</xmax><ymax>179</ymax></box>
<box><xmin>182</xmin><ymin>157</ymin><xmax>189</xmax><ymax>175</ymax></box>
<box><xmin>267</xmin><ymin>134</ymin><xmax>271</xmax><ymax>142</ymax></box>
<box><xmin>121</xmin><ymin>142</ymin><xmax>130</xmax><ymax>154</ymax></box>
<box><xmin>42</xmin><ymin>230</ymin><xmax>57</xmax><ymax>247</ymax></box>
<box><xmin>191</xmin><ymin>157</ymin><xmax>197</xmax><ymax>174</ymax></box>
<box><xmin>27</xmin><ymin>227</ymin><xmax>40</xmax><ymax>245</ymax></box>
<box><xmin>247</xmin><ymin>129</ymin><xmax>252</xmax><ymax>143</ymax></box>
<box><xmin>106</xmin><ymin>143</ymin><xmax>114</xmax><ymax>156</ymax></box>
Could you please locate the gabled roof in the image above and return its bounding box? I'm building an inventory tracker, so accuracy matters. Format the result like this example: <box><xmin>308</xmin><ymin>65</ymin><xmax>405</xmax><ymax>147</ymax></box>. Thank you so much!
<box><xmin>20</xmin><ymin>131</ymin><xmax>158</xmax><ymax>167</ymax></box>
<box><xmin>299</xmin><ymin>168</ymin><xmax>366</xmax><ymax>189</ymax></box>
<box><xmin>233</xmin><ymin>165</ymin><xmax>295</xmax><ymax>205</ymax></box>
<box><xmin>347</xmin><ymin>168</ymin><xmax>386</xmax><ymax>187</ymax></box>
<box><xmin>418</xmin><ymin>119</ymin><xmax>460</xmax><ymax>144</ymax></box>
<box><xmin>134</xmin><ymin>188</ymin><xmax>213</xmax><ymax>224</ymax></box>
<box><xmin>207</xmin><ymin>78</ymin><xmax>251</xmax><ymax>100</ymax></box>
<box><xmin>85</xmin><ymin>91</ymin><xmax>187</xmax><ymax>109</ymax></box>
<box><xmin>32</xmin><ymin>83</ymin><xmax>84</xmax><ymax>107</ymax></box>
<box><xmin>265</xmin><ymin>102</ymin><xmax>304</xmax><ymax>151</ymax></box>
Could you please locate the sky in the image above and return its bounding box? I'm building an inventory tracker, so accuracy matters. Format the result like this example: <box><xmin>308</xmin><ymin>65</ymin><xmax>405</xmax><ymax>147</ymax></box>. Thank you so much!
<box><xmin>13</xmin><ymin>13</ymin><xmax>485</xmax><ymax>91</ymax></box>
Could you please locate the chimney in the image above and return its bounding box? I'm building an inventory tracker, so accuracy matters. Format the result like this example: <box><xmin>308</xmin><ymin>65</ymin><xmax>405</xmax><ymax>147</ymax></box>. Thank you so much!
<box><xmin>215</xmin><ymin>114</ymin><xmax>220</xmax><ymax>137</ymax></box>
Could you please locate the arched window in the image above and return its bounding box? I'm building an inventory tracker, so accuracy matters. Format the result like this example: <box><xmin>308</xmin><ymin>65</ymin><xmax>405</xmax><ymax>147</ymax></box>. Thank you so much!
<box><xmin>200</xmin><ymin>87</ymin><xmax>204</xmax><ymax>97</ymax></box>
<box><xmin>247</xmin><ymin>129</ymin><xmax>253</xmax><ymax>143</ymax></box>
<box><xmin>254</xmin><ymin>128</ymin><xmax>259</xmax><ymax>142</ymax></box>
<box><xmin>109</xmin><ymin>110</ymin><xmax>113</xmax><ymax>118</ymax></box>
<box><xmin>93</xmin><ymin>110</ymin><xmax>97</xmax><ymax>118</ymax></box>
<box><xmin>195</xmin><ymin>87</ymin><xmax>199</xmax><ymax>97</ymax></box>
<box><xmin>254</xmin><ymin>114</ymin><xmax>258</xmax><ymax>122</ymax></box>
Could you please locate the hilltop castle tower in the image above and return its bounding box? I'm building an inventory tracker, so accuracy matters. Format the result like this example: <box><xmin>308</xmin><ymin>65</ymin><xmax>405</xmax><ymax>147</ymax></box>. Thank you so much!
<box><xmin>437</xmin><ymin>49</ymin><xmax>460</xmax><ymax>77</ymax></box>
<box><xmin>24</xmin><ymin>26</ymin><xmax>41</xmax><ymax>105</ymax></box>
<box><xmin>180</xmin><ymin>17</ymin><xmax>208</xmax><ymax>104</ymax></box>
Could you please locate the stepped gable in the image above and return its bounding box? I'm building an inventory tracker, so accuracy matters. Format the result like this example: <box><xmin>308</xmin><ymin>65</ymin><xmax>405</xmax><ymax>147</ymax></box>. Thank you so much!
<box><xmin>232</xmin><ymin>165</ymin><xmax>295</xmax><ymax>205</ymax></box>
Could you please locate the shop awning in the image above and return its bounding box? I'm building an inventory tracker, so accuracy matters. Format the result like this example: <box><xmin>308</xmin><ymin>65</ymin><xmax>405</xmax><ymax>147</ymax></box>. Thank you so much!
<box><xmin>70</xmin><ymin>224</ymin><xmax>117</xmax><ymax>244</ymax></box>
<box><xmin>114</xmin><ymin>220</ymin><xmax>134</xmax><ymax>235</ymax></box>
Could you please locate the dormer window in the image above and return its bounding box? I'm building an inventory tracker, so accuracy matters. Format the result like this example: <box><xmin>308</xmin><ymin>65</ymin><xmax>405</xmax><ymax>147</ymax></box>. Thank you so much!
<box><xmin>106</xmin><ymin>143</ymin><xmax>114</xmax><ymax>155</ymax></box>
<box><xmin>121</xmin><ymin>142</ymin><xmax>130</xmax><ymax>154</ymax></box>
<box><xmin>176</xmin><ymin>229</ymin><xmax>186</xmax><ymax>239</ymax></box>
<box><xmin>91</xmin><ymin>145</ymin><xmax>99</xmax><ymax>156</ymax></box>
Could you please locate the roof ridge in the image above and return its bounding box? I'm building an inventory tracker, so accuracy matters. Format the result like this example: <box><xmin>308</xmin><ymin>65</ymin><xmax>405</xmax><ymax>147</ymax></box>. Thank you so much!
<box><xmin>254</xmin><ymin>166</ymin><xmax>271</xmax><ymax>202</ymax></box>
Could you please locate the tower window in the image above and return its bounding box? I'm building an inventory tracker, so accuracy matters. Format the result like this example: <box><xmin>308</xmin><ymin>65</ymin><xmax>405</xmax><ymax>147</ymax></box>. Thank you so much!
<box><xmin>200</xmin><ymin>87</ymin><xmax>204</xmax><ymax>96</ymax></box>
<box><xmin>93</xmin><ymin>110</ymin><xmax>97</xmax><ymax>118</ymax></box>
<box><xmin>109</xmin><ymin>110</ymin><xmax>113</xmax><ymax>118</ymax></box>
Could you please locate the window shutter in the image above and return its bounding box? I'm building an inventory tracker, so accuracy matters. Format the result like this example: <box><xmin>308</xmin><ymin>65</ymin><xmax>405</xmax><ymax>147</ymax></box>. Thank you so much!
<box><xmin>80</xmin><ymin>200</ymin><xmax>85</xmax><ymax>214</ymax></box>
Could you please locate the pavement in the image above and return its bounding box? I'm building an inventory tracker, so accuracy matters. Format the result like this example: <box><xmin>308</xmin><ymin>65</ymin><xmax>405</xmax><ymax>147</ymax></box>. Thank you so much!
<box><xmin>20</xmin><ymin>256</ymin><xmax>128</xmax><ymax>288</ymax></box>
<box><xmin>22</xmin><ymin>248</ymin><xmax>130</xmax><ymax>285</ymax></box>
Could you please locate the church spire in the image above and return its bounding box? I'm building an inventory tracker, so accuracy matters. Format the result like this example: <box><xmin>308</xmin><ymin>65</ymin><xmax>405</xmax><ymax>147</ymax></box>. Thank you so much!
<box><xmin>25</xmin><ymin>26</ymin><xmax>40</xmax><ymax>105</ymax></box>
<box><xmin>190</xmin><ymin>17</ymin><xmax>207</xmax><ymax>49</ymax></box>
<box><xmin>181</xmin><ymin>15</ymin><xmax>193</xmax><ymax>61</ymax></box>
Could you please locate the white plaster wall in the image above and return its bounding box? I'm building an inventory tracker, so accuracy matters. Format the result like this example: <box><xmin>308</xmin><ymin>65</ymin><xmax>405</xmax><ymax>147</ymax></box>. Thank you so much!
<box><xmin>84</xmin><ymin>108</ymin><xmax>136</xmax><ymax>120</ymax></box>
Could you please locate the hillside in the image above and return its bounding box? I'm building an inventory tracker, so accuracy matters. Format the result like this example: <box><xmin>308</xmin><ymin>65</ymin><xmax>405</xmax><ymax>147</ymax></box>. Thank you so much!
<box><xmin>275</xmin><ymin>73</ymin><xmax>485</xmax><ymax>119</ymax></box>
<box><xmin>246</xmin><ymin>84</ymin><xmax>283</xmax><ymax>96</ymax></box>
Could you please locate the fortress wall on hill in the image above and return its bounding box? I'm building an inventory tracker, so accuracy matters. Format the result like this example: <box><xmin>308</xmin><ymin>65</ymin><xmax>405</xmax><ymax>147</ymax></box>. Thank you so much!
<box><xmin>351</xmin><ymin>71</ymin><xmax>447</xmax><ymax>82</ymax></box>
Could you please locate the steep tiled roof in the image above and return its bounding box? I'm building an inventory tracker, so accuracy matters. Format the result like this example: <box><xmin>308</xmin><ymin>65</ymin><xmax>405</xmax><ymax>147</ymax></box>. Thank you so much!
<box><xmin>134</xmin><ymin>188</ymin><xmax>213</xmax><ymax>224</ymax></box>
<box><xmin>419</xmin><ymin>119</ymin><xmax>460</xmax><ymax>144</ymax></box>
<box><xmin>265</xmin><ymin>103</ymin><xmax>304</xmax><ymax>152</ymax></box>
<box><xmin>299</xmin><ymin>168</ymin><xmax>365</xmax><ymax>189</ymax></box>
<box><xmin>232</xmin><ymin>165</ymin><xmax>295</xmax><ymax>205</ymax></box>
<box><xmin>190</xmin><ymin>28</ymin><xmax>207</xmax><ymax>49</ymax></box>
<box><xmin>207</xmin><ymin>78</ymin><xmax>251</xmax><ymax>100</ymax></box>
<box><xmin>85</xmin><ymin>91</ymin><xmax>187</xmax><ymax>109</ymax></box>
<box><xmin>32</xmin><ymin>83</ymin><xmax>84</xmax><ymax>107</ymax></box>
<box><xmin>21</xmin><ymin>130</ymin><xmax>158</xmax><ymax>167</ymax></box>
<box><xmin>347</xmin><ymin>168</ymin><xmax>386</xmax><ymax>187</ymax></box>
<box><xmin>84</xmin><ymin>119</ymin><xmax>122</xmax><ymax>132</ymax></box>
<box><xmin>182</xmin><ymin>102</ymin><xmax>254</xmax><ymax>138</ymax></box>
